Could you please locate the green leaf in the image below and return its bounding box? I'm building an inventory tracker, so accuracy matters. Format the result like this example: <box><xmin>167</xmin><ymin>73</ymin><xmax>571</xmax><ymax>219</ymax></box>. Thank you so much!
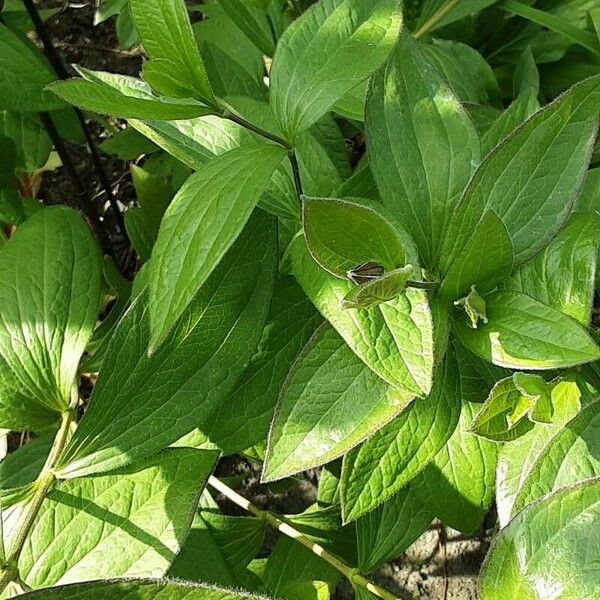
<box><xmin>17</xmin><ymin>579</ymin><xmax>269</xmax><ymax>600</ymax></box>
<box><xmin>413</xmin><ymin>401</ymin><xmax>498</xmax><ymax>535</ymax></box>
<box><xmin>302</xmin><ymin>197</ymin><xmax>405</xmax><ymax>278</ymax></box>
<box><xmin>291</xmin><ymin>236</ymin><xmax>434</xmax><ymax>395</ymax></box>
<box><xmin>367</xmin><ymin>32</ymin><xmax>480</xmax><ymax>267</ymax></box>
<box><xmin>441</xmin><ymin>75</ymin><xmax>600</xmax><ymax>272</ymax></box>
<box><xmin>513</xmin><ymin>47</ymin><xmax>539</xmax><ymax>99</ymax></box>
<box><xmin>270</xmin><ymin>0</ymin><xmax>402</xmax><ymax>140</ymax></box>
<box><xmin>0</xmin><ymin>25</ymin><xmax>64</xmax><ymax>113</ymax></box>
<box><xmin>0</xmin><ymin>111</ymin><xmax>52</xmax><ymax>172</ymax></box>
<box><xmin>495</xmin><ymin>378</ymin><xmax>582</xmax><ymax>527</ymax></box>
<box><xmin>341</xmin><ymin>352</ymin><xmax>461</xmax><ymax>522</ymax></box>
<box><xmin>575</xmin><ymin>167</ymin><xmax>600</xmax><ymax>213</ymax></box>
<box><xmin>511</xmin><ymin>400</ymin><xmax>600</xmax><ymax>516</ymax></box>
<box><xmin>100</xmin><ymin>127</ymin><xmax>158</xmax><ymax>160</ymax></box>
<box><xmin>205</xmin><ymin>277</ymin><xmax>321</xmax><ymax>455</ymax></box>
<box><xmin>148</xmin><ymin>145</ymin><xmax>286</xmax><ymax>351</ymax></box>
<box><xmin>414</xmin><ymin>0</ymin><xmax>500</xmax><ymax>35</ymax></box>
<box><xmin>263</xmin><ymin>324</ymin><xmax>415</xmax><ymax>481</ymax></box>
<box><xmin>170</xmin><ymin>510</ymin><xmax>265</xmax><ymax>586</ymax></box>
<box><xmin>55</xmin><ymin>212</ymin><xmax>277</xmax><ymax>478</ymax></box>
<box><xmin>0</xmin><ymin>434</ymin><xmax>52</xmax><ymax>490</ymax></box>
<box><xmin>49</xmin><ymin>68</ymin><xmax>214</xmax><ymax>120</ymax></box>
<box><xmin>356</xmin><ymin>483</ymin><xmax>433</xmax><ymax>573</ymax></box>
<box><xmin>0</xmin><ymin>207</ymin><xmax>102</xmax><ymax>430</ymax></box>
<box><xmin>217</xmin><ymin>0</ymin><xmax>275</xmax><ymax>55</ymax></box>
<box><xmin>480</xmin><ymin>478</ymin><xmax>600</xmax><ymax>600</ymax></box>
<box><xmin>454</xmin><ymin>291</ymin><xmax>600</xmax><ymax>370</ymax></box>
<box><xmin>470</xmin><ymin>374</ymin><xmax>555</xmax><ymax>442</ymax></box>
<box><xmin>440</xmin><ymin>210</ymin><xmax>513</xmax><ymax>301</ymax></box>
<box><xmin>500</xmin><ymin>212</ymin><xmax>600</xmax><ymax>326</ymax></box>
<box><xmin>341</xmin><ymin>266</ymin><xmax>413</xmax><ymax>310</ymax></box>
<box><xmin>18</xmin><ymin>448</ymin><xmax>217</xmax><ymax>588</ymax></box>
<box><xmin>130</xmin><ymin>0</ymin><xmax>215</xmax><ymax>104</ymax></box>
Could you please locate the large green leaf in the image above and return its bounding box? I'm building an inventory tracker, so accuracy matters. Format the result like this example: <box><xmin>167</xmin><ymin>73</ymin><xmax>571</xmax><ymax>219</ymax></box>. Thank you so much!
<box><xmin>0</xmin><ymin>207</ymin><xmax>102</xmax><ymax>430</ymax></box>
<box><xmin>291</xmin><ymin>237</ymin><xmax>434</xmax><ymax>395</ymax></box>
<box><xmin>0</xmin><ymin>111</ymin><xmax>51</xmax><ymax>173</ymax></box>
<box><xmin>148</xmin><ymin>145</ymin><xmax>286</xmax><ymax>351</ymax></box>
<box><xmin>413</xmin><ymin>401</ymin><xmax>498</xmax><ymax>534</ymax></box>
<box><xmin>55</xmin><ymin>212</ymin><xmax>277</xmax><ymax>478</ymax></box>
<box><xmin>217</xmin><ymin>0</ymin><xmax>275</xmax><ymax>55</ymax></box>
<box><xmin>18</xmin><ymin>448</ymin><xmax>217</xmax><ymax>588</ymax></box>
<box><xmin>302</xmin><ymin>196</ymin><xmax>406</xmax><ymax>277</ymax></box>
<box><xmin>441</xmin><ymin>75</ymin><xmax>600</xmax><ymax>273</ymax></box>
<box><xmin>270</xmin><ymin>0</ymin><xmax>401</xmax><ymax>140</ymax></box>
<box><xmin>356</xmin><ymin>483</ymin><xmax>433</xmax><ymax>573</ymax></box>
<box><xmin>367</xmin><ymin>32</ymin><xmax>479</xmax><ymax>267</ymax></box>
<box><xmin>49</xmin><ymin>69</ymin><xmax>214</xmax><ymax>120</ymax></box>
<box><xmin>511</xmin><ymin>401</ymin><xmax>600</xmax><ymax>516</ymax></box>
<box><xmin>454</xmin><ymin>291</ymin><xmax>600</xmax><ymax>370</ymax></box>
<box><xmin>130</xmin><ymin>0</ymin><xmax>215</xmax><ymax>103</ymax></box>
<box><xmin>341</xmin><ymin>352</ymin><xmax>461</xmax><ymax>522</ymax></box>
<box><xmin>501</xmin><ymin>212</ymin><xmax>600</xmax><ymax>325</ymax></box>
<box><xmin>205</xmin><ymin>277</ymin><xmax>321</xmax><ymax>455</ymax></box>
<box><xmin>480</xmin><ymin>478</ymin><xmax>600</xmax><ymax>600</ymax></box>
<box><xmin>18</xmin><ymin>579</ymin><xmax>268</xmax><ymax>600</ymax></box>
<box><xmin>0</xmin><ymin>25</ymin><xmax>64</xmax><ymax>113</ymax></box>
<box><xmin>495</xmin><ymin>379</ymin><xmax>582</xmax><ymax>527</ymax></box>
<box><xmin>263</xmin><ymin>325</ymin><xmax>415</xmax><ymax>481</ymax></box>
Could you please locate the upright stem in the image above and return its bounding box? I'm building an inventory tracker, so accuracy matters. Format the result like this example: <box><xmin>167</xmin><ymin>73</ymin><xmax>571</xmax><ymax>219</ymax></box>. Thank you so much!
<box><xmin>0</xmin><ymin>390</ymin><xmax>78</xmax><ymax>593</ymax></box>
<box><xmin>413</xmin><ymin>0</ymin><xmax>461</xmax><ymax>39</ymax></box>
<box><xmin>289</xmin><ymin>150</ymin><xmax>304</xmax><ymax>199</ymax></box>
<box><xmin>208</xmin><ymin>476</ymin><xmax>399</xmax><ymax>600</ymax></box>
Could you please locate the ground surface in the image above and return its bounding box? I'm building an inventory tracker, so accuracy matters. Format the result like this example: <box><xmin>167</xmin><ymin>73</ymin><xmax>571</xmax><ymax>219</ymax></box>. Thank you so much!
<box><xmin>33</xmin><ymin>3</ymin><xmax>488</xmax><ymax>598</ymax></box>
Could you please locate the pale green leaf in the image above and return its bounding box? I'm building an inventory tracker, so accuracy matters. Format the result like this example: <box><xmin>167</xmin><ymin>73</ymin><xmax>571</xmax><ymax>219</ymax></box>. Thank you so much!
<box><xmin>55</xmin><ymin>212</ymin><xmax>277</xmax><ymax>478</ymax></box>
<box><xmin>270</xmin><ymin>0</ymin><xmax>402</xmax><ymax>140</ymax></box>
<box><xmin>367</xmin><ymin>32</ymin><xmax>480</xmax><ymax>267</ymax></box>
<box><xmin>0</xmin><ymin>207</ymin><xmax>102</xmax><ymax>430</ymax></box>
<box><xmin>148</xmin><ymin>145</ymin><xmax>286</xmax><ymax>351</ymax></box>
<box><xmin>263</xmin><ymin>325</ymin><xmax>415</xmax><ymax>481</ymax></box>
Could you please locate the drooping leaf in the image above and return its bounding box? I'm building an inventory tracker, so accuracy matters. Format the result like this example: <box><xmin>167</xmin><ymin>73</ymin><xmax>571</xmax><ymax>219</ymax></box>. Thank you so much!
<box><xmin>341</xmin><ymin>352</ymin><xmax>461</xmax><ymax>522</ymax></box>
<box><xmin>367</xmin><ymin>32</ymin><xmax>480</xmax><ymax>267</ymax></box>
<box><xmin>441</xmin><ymin>75</ymin><xmax>600</xmax><ymax>273</ymax></box>
<box><xmin>206</xmin><ymin>277</ymin><xmax>321</xmax><ymax>455</ymax></box>
<box><xmin>18</xmin><ymin>448</ymin><xmax>218</xmax><ymax>588</ymax></box>
<box><xmin>18</xmin><ymin>579</ymin><xmax>268</xmax><ymax>600</ymax></box>
<box><xmin>291</xmin><ymin>236</ymin><xmax>434</xmax><ymax>395</ymax></box>
<box><xmin>263</xmin><ymin>325</ymin><xmax>415</xmax><ymax>481</ymax></box>
<box><xmin>270</xmin><ymin>0</ymin><xmax>402</xmax><ymax>140</ymax></box>
<box><xmin>148</xmin><ymin>145</ymin><xmax>286</xmax><ymax>351</ymax></box>
<box><xmin>130</xmin><ymin>0</ymin><xmax>215</xmax><ymax>103</ymax></box>
<box><xmin>454</xmin><ymin>291</ymin><xmax>600</xmax><ymax>370</ymax></box>
<box><xmin>480</xmin><ymin>478</ymin><xmax>600</xmax><ymax>600</ymax></box>
<box><xmin>501</xmin><ymin>212</ymin><xmax>600</xmax><ymax>326</ymax></box>
<box><xmin>302</xmin><ymin>196</ymin><xmax>405</xmax><ymax>278</ymax></box>
<box><xmin>55</xmin><ymin>212</ymin><xmax>277</xmax><ymax>478</ymax></box>
<box><xmin>0</xmin><ymin>207</ymin><xmax>102</xmax><ymax>430</ymax></box>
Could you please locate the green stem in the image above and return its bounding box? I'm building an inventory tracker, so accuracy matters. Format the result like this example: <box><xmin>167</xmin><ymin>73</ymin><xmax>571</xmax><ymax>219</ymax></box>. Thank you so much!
<box><xmin>208</xmin><ymin>476</ymin><xmax>399</xmax><ymax>600</ymax></box>
<box><xmin>406</xmin><ymin>279</ymin><xmax>438</xmax><ymax>291</ymax></box>
<box><xmin>0</xmin><ymin>390</ymin><xmax>78</xmax><ymax>593</ymax></box>
<box><xmin>289</xmin><ymin>150</ymin><xmax>304</xmax><ymax>199</ymax></box>
<box><xmin>220</xmin><ymin>108</ymin><xmax>292</xmax><ymax>150</ymax></box>
<box><xmin>413</xmin><ymin>0</ymin><xmax>461</xmax><ymax>39</ymax></box>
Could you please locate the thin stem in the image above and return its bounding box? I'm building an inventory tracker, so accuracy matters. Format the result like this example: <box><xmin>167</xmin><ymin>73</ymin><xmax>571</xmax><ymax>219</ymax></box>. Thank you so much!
<box><xmin>406</xmin><ymin>279</ymin><xmax>438</xmax><ymax>291</ymax></box>
<box><xmin>413</xmin><ymin>0</ymin><xmax>461</xmax><ymax>39</ymax></box>
<box><xmin>289</xmin><ymin>150</ymin><xmax>304</xmax><ymax>199</ymax></box>
<box><xmin>221</xmin><ymin>108</ymin><xmax>292</xmax><ymax>150</ymax></box>
<box><xmin>0</xmin><ymin>390</ymin><xmax>79</xmax><ymax>593</ymax></box>
<box><xmin>208</xmin><ymin>476</ymin><xmax>399</xmax><ymax>600</ymax></box>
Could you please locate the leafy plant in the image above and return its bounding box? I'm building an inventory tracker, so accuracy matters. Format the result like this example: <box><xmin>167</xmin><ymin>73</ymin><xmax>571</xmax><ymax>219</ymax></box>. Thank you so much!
<box><xmin>0</xmin><ymin>0</ymin><xmax>599</xmax><ymax>598</ymax></box>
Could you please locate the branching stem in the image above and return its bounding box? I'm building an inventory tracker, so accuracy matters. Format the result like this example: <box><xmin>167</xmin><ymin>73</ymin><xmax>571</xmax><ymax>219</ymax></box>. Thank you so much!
<box><xmin>208</xmin><ymin>476</ymin><xmax>399</xmax><ymax>600</ymax></box>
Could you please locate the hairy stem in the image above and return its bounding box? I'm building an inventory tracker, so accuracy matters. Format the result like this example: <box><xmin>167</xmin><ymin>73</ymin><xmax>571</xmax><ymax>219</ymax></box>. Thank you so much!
<box><xmin>0</xmin><ymin>389</ymin><xmax>78</xmax><ymax>593</ymax></box>
<box><xmin>413</xmin><ymin>0</ymin><xmax>461</xmax><ymax>39</ymax></box>
<box><xmin>208</xmin><ymin>476</ymin><xmax>399</xmax><ymax>600</ymax></box>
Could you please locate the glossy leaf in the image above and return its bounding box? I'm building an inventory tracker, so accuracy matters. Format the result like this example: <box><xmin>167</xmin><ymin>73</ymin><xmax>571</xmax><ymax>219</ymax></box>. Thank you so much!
<box><xmin>302</xmin><ymin>196</ymin><xmax>405</xmax><ymax>278</ymax></box>
<box><xmin>130</xmin><ymin>0</ymin><xmax>215</xmax><ymax>103</ymax></box>
<box><xmin>341</xmin><ymin>353</ymin><xmax>461</xmax><ymax>522</ymax></box>
<box><xmin>291</xmin><ymin>236</ymin><xmax>434</xmax><ymax>395</ymax></box>
<box><xmin>0</xmin><ymin>207</ymin><xmax>102</xmax><ymax>430</ymax></box>
<box><xmin>454</xmin><ymin>291</ymin><xmax>600</xmax><ymax>370</ymax></box>
<box><xmin>148</xmin><ymin>145</ymin><xmax>286</xmax><ymax>351</ymax></box>
<box><xmin>270</xmin><ymin>0</ymin><xmax>401</xmax><ymax>139</ymax></box>
<box><xmin>367</xmin><ymin>32</ymin><xmax>480</xmax><ymax>267</ymax></box>
<box><xmin>55</xmin><ymin>212</ymin><xmax>277</xmax><ymax>478</ymax></box>
<box><xmin>480</xmin><ymin>479</ymin><xmax>600</xmax><ymax>600</ymax></box>
<box><xmin>19</xmin><ymin>449</ymin><xmax>218</xmax><ymax>588</ymax></box>
<box><xmin>263</xmin><ymin>325</ymin><xmax>415</xmax><ymax>481</ymax></box>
